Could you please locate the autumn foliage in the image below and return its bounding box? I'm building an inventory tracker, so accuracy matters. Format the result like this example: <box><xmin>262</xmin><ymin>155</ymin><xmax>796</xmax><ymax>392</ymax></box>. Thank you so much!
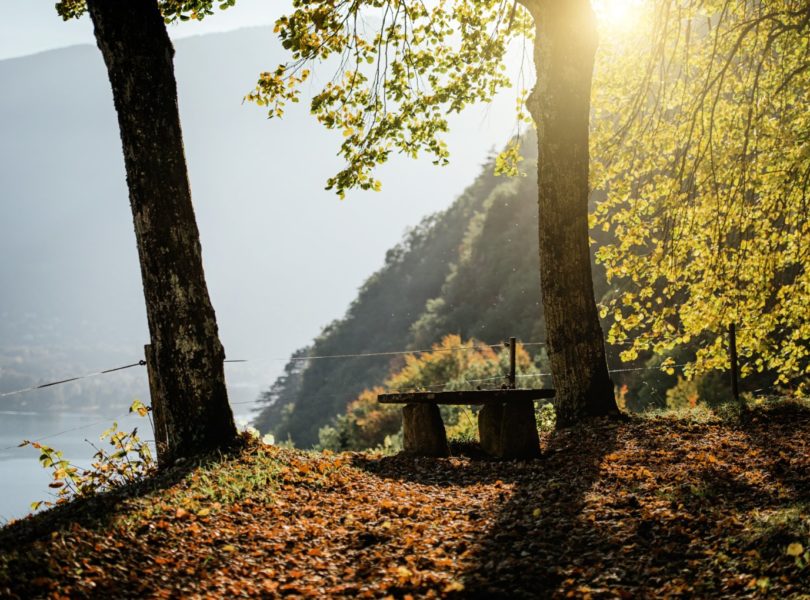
<box><xmin>2</xmin><ymin>402</ymin><xmax>809</xmax><ymax>598</ymax></box>
<box><xmin>20</xmin><ymin>400</ymin><xmax>156</xmax><ymax>511</ymax></box>
<box><xmin>318</xmin><ymin>335</ymin><xmax>549</xmax><ymax>451</ymax></box>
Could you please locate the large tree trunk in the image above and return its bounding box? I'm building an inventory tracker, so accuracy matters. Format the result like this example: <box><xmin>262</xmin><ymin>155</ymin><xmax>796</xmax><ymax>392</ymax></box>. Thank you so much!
<box><xmin>522</xmin><ymin>0</ymin><xmax>619</xmax><ymax>425</ymax></box>
<box><xmin>86</xmin><ymin>0</ymin><xmax>237</xmax><ymax>462</ymax></box>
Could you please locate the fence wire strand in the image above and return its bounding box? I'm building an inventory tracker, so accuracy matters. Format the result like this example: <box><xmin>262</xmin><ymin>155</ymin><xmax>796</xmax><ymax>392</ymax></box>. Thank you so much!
<box><xmin>0</xmin><ymin>361</ymin><xmax>146</xmax><ymax>399</ymax></box>
<box><xmin>1</xmin><ymin>325</ymin><xmax>800</xmax><ymax>447</ymax></box>
<box><xmin>0</xmin><ymin>411</ymin><xmax>130</xmax><ymax>453</ymax></box>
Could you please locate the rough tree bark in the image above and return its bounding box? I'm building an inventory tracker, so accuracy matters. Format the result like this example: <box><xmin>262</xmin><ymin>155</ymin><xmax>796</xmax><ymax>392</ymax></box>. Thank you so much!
<box><xmin>520</xmin><ymin>0</ymin><xmax>619</xmax><ymax>425</ymax></box>
<box><xmin>86</xmin><ymin>0</ymin><xmax>237</xmax><ymax>462</ymax></box>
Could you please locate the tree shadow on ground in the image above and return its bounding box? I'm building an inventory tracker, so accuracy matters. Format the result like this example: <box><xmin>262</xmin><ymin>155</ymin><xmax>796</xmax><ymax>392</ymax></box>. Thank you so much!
<box><xmin>734</xmin><ymin>401</ymin><xmax>810</xmax><ymax>504</ymax></box>
<box><xmin>456</xmin><ymin>420</ymin><xmax>622</xmax><ymax>599</ymax></box>
<box><xmin>355</xmin><ymin>410</ymin><xmax>810</xmax><ymax>598</ymax></box>
<box><xmin>354</xmin><ymin>417</ymin><xmax>622</xmax><ymax>598</ymax></box>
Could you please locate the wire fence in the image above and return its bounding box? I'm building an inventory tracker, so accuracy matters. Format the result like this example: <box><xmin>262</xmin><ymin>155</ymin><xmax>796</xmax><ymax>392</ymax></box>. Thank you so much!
<box><xmin>0</xmin><ymin>339</ymin><xmax>691</xmax><ymax>400</ymax></box>
<box><xmin>0</xmin><ymin>329</ymin><xmax>784</xmax><ymax>402</ymax></box>
<box><xmin>0</xmin><ymin>326</ymin><xmax>805</xmax><ymax>448</ymax></box>
<box><xmin>286</xmin><ymin>341</ymin><xmax>546</xmax><ymax>362</ymax></box>
<box><xmin>0</xmin><ymin>361</ymin><xmax>147</xmax><ymax>399</ymax></box>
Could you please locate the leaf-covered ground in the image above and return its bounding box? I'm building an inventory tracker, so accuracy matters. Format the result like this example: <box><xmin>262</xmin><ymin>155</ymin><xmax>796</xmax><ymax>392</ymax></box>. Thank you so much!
<box><xmin>1</xmin><ymin>403</ymin><xmax>809</xmax><ymax>599</ymax></box>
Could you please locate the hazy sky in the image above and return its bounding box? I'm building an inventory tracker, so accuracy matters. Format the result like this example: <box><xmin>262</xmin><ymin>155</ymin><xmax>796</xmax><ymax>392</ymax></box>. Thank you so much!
<box><xmin>0</xmin><ymin>0</ymin><xmax>284</xmax><ymax>60</ymax></box>
<box><xmin>0</xmin><ymin>6</ymin><xmax>523</xmax><ymax>418</ymax></box>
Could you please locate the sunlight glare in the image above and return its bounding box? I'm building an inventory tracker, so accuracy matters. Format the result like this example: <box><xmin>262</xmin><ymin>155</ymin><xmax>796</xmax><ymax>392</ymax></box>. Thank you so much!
<box><xmin>593</xmin><ymin>0</ymin><xmax>644</xmax><ymax>32</ymax></box>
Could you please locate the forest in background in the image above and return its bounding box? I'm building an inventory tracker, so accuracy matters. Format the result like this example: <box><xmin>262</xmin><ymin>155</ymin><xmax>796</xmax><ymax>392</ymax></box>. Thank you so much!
<box><xmin>252</xmin><ymin>140</ymin><xmax>535</xmax><ymax>447</ymax></box>
<box><xmin>252</xmin><ymin>0</ymin><xmax>809</xmax><ymax>449</ymax></box>
<box><xmin>252</xmin><ymin>136</ymin><xmax>773</xmax><ymax>448</ymax></box>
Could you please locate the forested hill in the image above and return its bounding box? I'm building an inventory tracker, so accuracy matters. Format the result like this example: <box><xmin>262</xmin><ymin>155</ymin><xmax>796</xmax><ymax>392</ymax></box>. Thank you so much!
<box><xmin>253</xmin><ymin>139</ymin><xmax>571</xmax><ymax>447</ymax></box>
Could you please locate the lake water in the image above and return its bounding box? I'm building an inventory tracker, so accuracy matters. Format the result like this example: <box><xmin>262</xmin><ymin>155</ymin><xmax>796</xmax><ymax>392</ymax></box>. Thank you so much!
<box><xmin>0</xmin><ymin>410</ymin><xmax>149</xmax><ymax>522</ymax></box>
<box><xmin>0</xmin><ymin>407</ymin><xmax>256</xmax><ymax>523</ymax></box>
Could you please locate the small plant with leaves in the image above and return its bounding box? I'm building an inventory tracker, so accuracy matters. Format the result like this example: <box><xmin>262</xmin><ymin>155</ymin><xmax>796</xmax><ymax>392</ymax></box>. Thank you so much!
<box><xmin>535</xmin><ymin>402</ymin><xmax>556</xmax><ymax>433</ymax></box>
<box><xmin>21</xmin><ymin>400</ymin><xmax>157</xmax><ymax>511</ymax></box>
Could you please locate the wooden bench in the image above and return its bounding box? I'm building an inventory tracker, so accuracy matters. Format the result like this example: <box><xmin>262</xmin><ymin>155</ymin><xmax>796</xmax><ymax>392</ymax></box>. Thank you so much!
<box><xmin>377</xmin><ymin>338</ymin><xmax>554</xmax><ymax>458</ymax></box>
<box><xmin>378</xmin><ymin>388</ymin><xmax>555</xmax><ymax>458</ymax></box>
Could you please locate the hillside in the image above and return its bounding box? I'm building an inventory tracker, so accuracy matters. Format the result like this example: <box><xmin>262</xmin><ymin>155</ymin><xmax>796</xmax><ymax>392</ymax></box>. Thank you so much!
<box><xmin>3</xmin><ymin>404</ymin><xmax>809</xmax><ymax>598</ymax></box>
<box><xmin>252</xmin><ymin>128</ymin><xmax>785</xmax><ymax>447</ymax></box>
<box><xmin>0</xmin><ymin>28</ymin><xmax>515</xmax><ymax>414</ymax></box>
<box><xmin>253</xmin><ymin>139</ymin><xmax>622</xmax><ymax>447</ymax></box>
<box><xmin>253</xmin><ymin>150</ymin><xmax>514</xmax><ymax>445</ymax></box>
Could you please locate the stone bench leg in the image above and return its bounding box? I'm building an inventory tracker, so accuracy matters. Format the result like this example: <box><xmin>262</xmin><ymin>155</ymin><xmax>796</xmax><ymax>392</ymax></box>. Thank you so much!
<box><xmin>402</xmin><ymin>403</ymin><xmax>449</xmax><ymax>457</ymax></box>
<box><xmin>479</xmin><ymin>400</ymin><xmax>540</xmax><ymax>459</ymax></box>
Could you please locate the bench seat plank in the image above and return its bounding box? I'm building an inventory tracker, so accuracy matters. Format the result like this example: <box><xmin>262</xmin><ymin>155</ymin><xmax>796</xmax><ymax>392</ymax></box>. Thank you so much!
<box><xmin>378</xmin><ymin>388</ymin><xmax>555</xmax><ymax>405</ymax></box>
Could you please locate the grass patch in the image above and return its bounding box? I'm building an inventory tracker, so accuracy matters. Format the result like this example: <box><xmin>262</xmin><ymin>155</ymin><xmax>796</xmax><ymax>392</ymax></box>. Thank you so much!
<box><xmin>743</xmin><ymin>505</ymin><xmax>810</xmax><ymax>552</ymax></box>
<box><xmin>119</xmin><ymin>442</ymin><xmax>283</xmax><ymax>524</ymax></box>
<box><xmin>637</xmin><ymin>395</ymin><xmax>810</xmax><ymax>424</ymax></box>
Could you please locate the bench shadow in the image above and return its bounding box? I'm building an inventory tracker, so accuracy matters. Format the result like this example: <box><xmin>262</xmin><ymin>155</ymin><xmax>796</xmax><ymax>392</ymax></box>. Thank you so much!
<box><xmin>352</xmin><ymin>418</ymin><xmax>622</xmax><ymax>598</ymax></box>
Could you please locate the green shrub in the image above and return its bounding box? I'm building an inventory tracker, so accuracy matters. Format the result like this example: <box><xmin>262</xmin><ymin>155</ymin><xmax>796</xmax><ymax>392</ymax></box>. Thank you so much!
<box><xmin>22</xmin><ymin>400</ymin><xmax>156</xmax><ymax>511</ymax></box>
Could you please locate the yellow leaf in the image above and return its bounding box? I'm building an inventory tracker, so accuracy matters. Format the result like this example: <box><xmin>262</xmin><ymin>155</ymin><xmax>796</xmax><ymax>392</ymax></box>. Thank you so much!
<box><xmin>787</xmin><ymin>542</ymin><xmax>804</xmax><ymax>557</ymax></box>
<box><xmin>222</xmin><ymin>545</ymin><xmax>236</xmax><ymax>553</ymax></box>
<box><xmin>533</xmin><ymin>508</ymin><xmax>542</xmax><ymax>518</ymax></box>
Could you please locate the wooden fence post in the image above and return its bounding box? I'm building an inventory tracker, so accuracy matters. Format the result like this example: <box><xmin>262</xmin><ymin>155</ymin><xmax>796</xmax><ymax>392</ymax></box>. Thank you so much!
<box><xmin>728</xmin><ymin>324</ymin><xmax>740</xmax><ymax>403</ymax></box>
<box><xmin>144</xmin><ymin>344</ymin><xmax>170</xmax><ymax>466</ymax></box>
<box><xmin>508</xmin><ymin>336</ymin><xmax>517</xmax><ymax>389</ymax></box>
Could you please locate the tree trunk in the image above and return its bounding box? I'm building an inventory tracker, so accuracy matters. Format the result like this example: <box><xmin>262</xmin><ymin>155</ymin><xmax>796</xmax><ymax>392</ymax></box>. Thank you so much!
<box><xmin>522</xmin><ymin>0</ymin><xmax>619</xmax><ymax>425</ymax></box>
<box><xmin>86</xmin><ymin>0</ymin><xmax>237</xmax><ymax>462</ymax></box>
